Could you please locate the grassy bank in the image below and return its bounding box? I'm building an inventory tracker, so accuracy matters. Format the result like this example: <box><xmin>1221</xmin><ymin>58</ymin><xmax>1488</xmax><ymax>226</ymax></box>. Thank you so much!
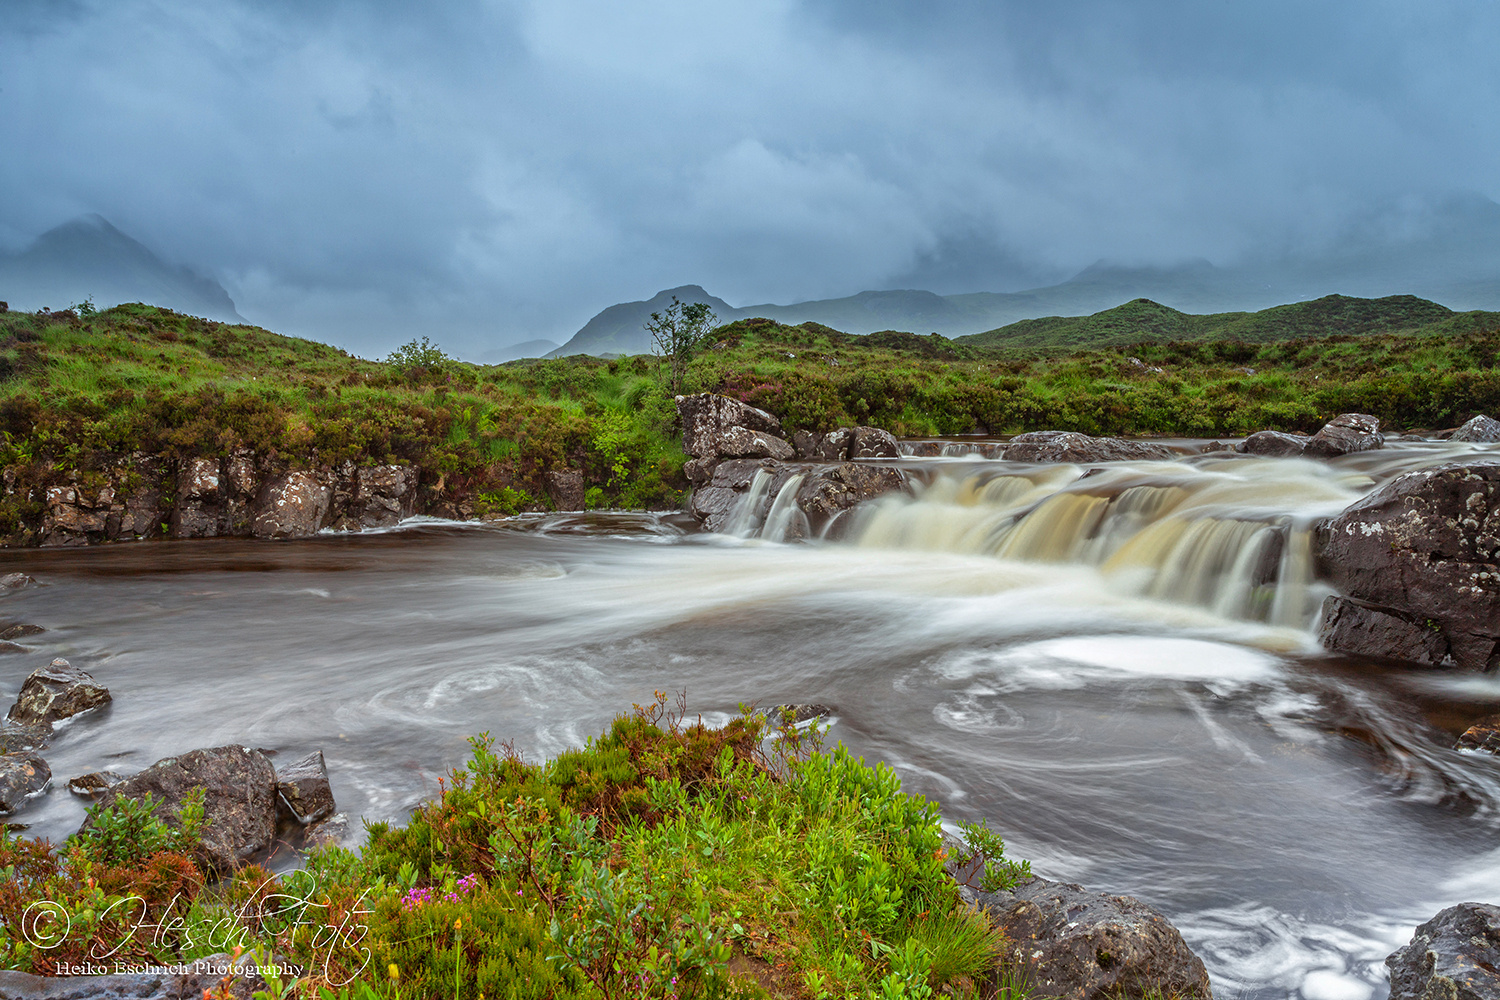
<box><xmin>0</xmin><ymin>700</ymin><xmax>1025</xmax><ymax>998</ymax></box>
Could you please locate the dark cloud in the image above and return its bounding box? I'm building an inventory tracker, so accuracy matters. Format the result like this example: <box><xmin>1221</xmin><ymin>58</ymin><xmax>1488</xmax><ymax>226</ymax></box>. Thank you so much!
<box><xmin>1</xmin><ymin>0</ymin><xmax>1496</xmax><ymax>356</ymax></box>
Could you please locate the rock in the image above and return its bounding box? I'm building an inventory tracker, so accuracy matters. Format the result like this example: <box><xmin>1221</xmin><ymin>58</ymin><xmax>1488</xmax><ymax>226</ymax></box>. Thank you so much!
<box><xmin>769</xmin><ymin>704</ymin><xmax>834</xmax><ymax>724</ymax></box>
<box><xmin>676</xmin><ymin>394</ymin><xmax>784</xmax><ymax>459</ymax></box>
<box><xmin>0</xmin><ymin>624</ymin><xmax>44</xmax><ymax>641</ymax></box>
<box><xmin>813</xmin><ymin>428</ymin><xmax>855</xmax><ymax>461</ymax></box>
<box><xmin>973</xmin><ymin>875</ymin><xmax>1213</xmax><ymax>1000</ymax></box>
<box><xmin>849</xmin><ymin>426</ymin><xmax>901</xmax><ymax>459</ymax></box>
<box><xmin>252</xmin><ymin>471</ymin><xmax>332</xmax><ymax>538</ymax></box>
<box><xmin>8</xmin><ymin>659</ymin><xmax>111</xmax><ymax>728</ymax></box>
<box><xmin>795</xmin><ymin>463</ymin><xmax>909</xmax><ymax>530</ymax></box>
<box><xmin>275</xmin><ymin>750</ymin><xmax>335</xmax><ymax>825</ymax></box>
<box><xmin>84</xmin><ymin>746</ymin><xmax>278</xmax><ymax>872</ymax></box>
<box><xmin>0</xmin><ymin>753</ymin><xmax>49</xmax><ymax>814</ymax></box>
<box><xmin>544</xmin><ymin>468</ymin><xmax>586</xmax><ymax>510</ymax></box>
<box><xmin>1452</xmin><ymin>414</ymin><xmax>1500</xmax><ymax>443</ymax></box>
<box><xmin>689</xmin><ymin>459</ymin><xmax>772</xmax><ymax>532</ymax></box>
<box><xmin>1315</xmin><ymin>462</ymin><xmax>1500</xmax><ymax>671</ymax></box>
<box><xmin>302</xmin><ymin>811</ymin><xmax>348</xmax><ymax>849</ymax></box>
<box><xmin>0</xmin><ymin>574</ymin><xmax>34</xmax><ymax>592</ymax></box>
<box><xmin>1003</xmin><ymin>431</ymin><xmax>1175</xmax><ymax>464</ymax></box>
<box><xmin>67</xmin><ymin>770</ymin><xmax>126</xmax><ymax>797</ymax></box>
<box><xmin>0</xmin><ymin>721</ymin><xmax>49</xmax><ymax>753</ymax></box>
<box><xmin>683</xmin><ymin>457</ymin><xmax>716</xmax><ymax>487</ymax></box>
<box><xmin>1386</xmin><ymin>903</ymin><xmax>1500</xmax><ymax>1000</ymax></box>
<box><xmin>908</xmin><ymin>441</ymin><xmax>943</xmax><ymax>457</ymax></box>
<box><xmin>1457</xmin><ymin>715</ymin><xmax>1500</xmax><ymax>753</ymax></box>
<box><xmin>351</xmin><ymin>464</ymin><xmax>419</xmax><ymax>527</ymax></box>
<box><xmin>1317</xmin><ymin>596</ymin><xmax>1454</xmax><ymax>669</ymax></box>
<box><xmin>718</xmin><ymin>425</ymin><xmax>796</xmax><ymax>460</ymax></box>
<box><xmin>172</xmin><ymin>457</ymin><xmax>229</xmax><ymax>538</ymax></box>
<box><xmin>0</xmin><ymin>643</ymin><xmax>26</xmax><ymax>655</ymax></box>
<box><xmin>791</xmin><ymin>430</ymin><xmax>822</xmax><ymax>459</ymax></box>
<box><xmin>1305</xmin><ymin>412</ymin><xmax>1384</xmax><ymax>457</ymax></box>
<box><xmin>0</xmin><ymin>950</ymin><xmax>273</xmax><ymax>999</ymax></box>
<box><xmin>1237</xmin><ymin>430</ymin><xmax>1310</xmax><ymax>457</ymax></box>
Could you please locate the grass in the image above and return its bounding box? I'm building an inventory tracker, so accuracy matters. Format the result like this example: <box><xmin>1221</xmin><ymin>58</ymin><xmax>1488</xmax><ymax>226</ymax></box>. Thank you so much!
<box><xmin>0</xmin><ymin>698</ymin><xmax>1025</xmax><ymax>999</ymax></box>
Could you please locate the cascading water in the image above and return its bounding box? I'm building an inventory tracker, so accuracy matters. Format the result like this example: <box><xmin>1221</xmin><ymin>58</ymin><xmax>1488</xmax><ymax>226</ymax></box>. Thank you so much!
<box><xmin>760</xmin><ymin>473</ymin><xmax>807</xmax><ymax>542</ymax></box>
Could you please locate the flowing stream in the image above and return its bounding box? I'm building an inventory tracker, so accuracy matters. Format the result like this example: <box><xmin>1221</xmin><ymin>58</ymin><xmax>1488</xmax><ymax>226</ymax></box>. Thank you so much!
<box><xmin>2</xmin><ymin>439</ymin><xmax>1499</xmax><ymax>999</ymax></box>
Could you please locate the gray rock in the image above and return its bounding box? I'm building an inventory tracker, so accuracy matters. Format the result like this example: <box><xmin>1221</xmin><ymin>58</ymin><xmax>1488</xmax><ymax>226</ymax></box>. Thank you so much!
<box><xmin>1451</xmin><ymin>414</ymin><xmax>1500</xmax><ymax>444</ymax></box>
<box><xmin>1004</xmin><ymin>431</ymin><xmax>1175</xmax><ymax>464</ymax></box>
<box><xmin>8</xmin><ymin>659</ymin><xmax>110</xmax><ymax>728</ymax></box>
<box><xmin>718</xmin><ymin>425</ymin><xmax>796</xmax><ymax>460</ymax></box>
<box><xmin>1315</xmin><ymin>462</ymin><xmax>1500</xmax><ymax>671</ymax></box>
<box><xmin>849</xmin><ymin>426</ymin><xmax>901</xmax><ymax>459</ymax></box>
<box><xmin>0</xmin><ymin>753</ymin><xmax>49</xmax><ymax>814</ymax></box>
<box><xmin>1318</xmin><ymin>596</ymin><xmax>1453</xmax><ymax>668</ymax></box>
<box><xmin>352</xmin><ymin>464</ymin><xmax>419</xmax><ymax>527</ymax></box>
<box><xmin>302</xmin><ymin>811</ymin><xmax>348</xmax><ymax>849</ymax></box>
<box><xmin>791</xmin><ymin>429</ymin><xmax>822</xmax><ymax>459</ymax></box>
<box><xmin>689</xmin><ymin>458</ymin><xmax>775</xmax><ymax>532</ymax></box>
<box><xmin>682</xmin><ymin>456</ymin><xmax>716</xmax><ymax>487</ymax></box>
<box><xmin>1305</xmin><ymin>412</ymin><xmax>1384</xmax><ymax>457</ymax></box>
<box><xmin>543</xmin><ymin>468</ymin><xmax>585</xmax><ymax>511</ymax></box>
<box><xmin>813</xmin><ymin>428</ymin><xmax>855</xmax><ymax>461</ymax></box>
<box><xmin>1387</xmin><ymin>903</ymin><xmax>1500</xmax><ymax>1000</ymax></box>
<box><xmin>0</xmin><ymin>574</ymin><xmax>34</xmax><ymax>592</ymax></box>
<box><xmin>252</xmin><ymin>471</ymin><xmax>332</xmax><ymax>538</ymax></box>
<box><xmin>1237</xmin><ymin>430</ymin><xmax>1311</xmax><ymax>457</ymax></box>
<box><xmin>676</xmin><ymin>393</ymin><xmax>784</xmax><ymax>459</ymax></box>
<box><xmin>275</xmin><ymin>750</ymin><xmax>335</xmax><ymax>825</ymax></box>
<box><xmin>83</xmin><ymin>745</ymin><xmax>278</xmax><ymax>873</ymax></box>
<box><xmin>973</xmin><ymin>875</ymin><xmax>1213</xmax><ymax>1000</ymax></box>
<box><xmin>795</xmin><ymin>463</ymin><xmax>909</xmax><ymax>529</ymax></box>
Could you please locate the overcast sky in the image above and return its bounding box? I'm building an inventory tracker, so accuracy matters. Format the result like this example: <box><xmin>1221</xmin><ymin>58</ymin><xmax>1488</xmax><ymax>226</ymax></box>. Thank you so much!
<box><xmin>2</xmin><ymin>0</ymin><xmax>1498</xmax><ymax>355</ymax></box>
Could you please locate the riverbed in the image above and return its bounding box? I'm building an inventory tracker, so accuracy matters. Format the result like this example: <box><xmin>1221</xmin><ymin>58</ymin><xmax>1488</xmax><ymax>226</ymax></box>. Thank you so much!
<box><xmin>2</xmin><ymin>440</ymin><xmax>1498</xmax><ymax>1000</ymax></box>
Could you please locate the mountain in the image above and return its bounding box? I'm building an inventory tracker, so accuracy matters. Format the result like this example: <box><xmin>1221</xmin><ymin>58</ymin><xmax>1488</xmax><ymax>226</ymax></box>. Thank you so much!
<box><xmin>0</xmin><ymin>215</ymin><xmax>242</xmax><ymax>322</ymax></box>
<box><xmin>477</xmin><ymin>338</ymin><xmax>561</xmax><ymax>364</ymax></box>
<box><xmin>550</xmin><ymin>285</ymin><xmax>737</xmax><ymax>356</ymax></box>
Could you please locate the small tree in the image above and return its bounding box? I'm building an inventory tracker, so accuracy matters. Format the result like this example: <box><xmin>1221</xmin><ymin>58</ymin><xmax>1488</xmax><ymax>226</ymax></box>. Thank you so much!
<box><xmin>645</xmin><ymin>297</ymin><xmax>717</xmax><ymax>394</ymax></box>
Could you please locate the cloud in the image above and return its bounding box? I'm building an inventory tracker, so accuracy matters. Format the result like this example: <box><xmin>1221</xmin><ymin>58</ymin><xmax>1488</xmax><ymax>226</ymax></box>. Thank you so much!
<box><xmin>1</xmin><ymin>0</ymin><xmax>1497</xmax><ymax>354</ymax></box>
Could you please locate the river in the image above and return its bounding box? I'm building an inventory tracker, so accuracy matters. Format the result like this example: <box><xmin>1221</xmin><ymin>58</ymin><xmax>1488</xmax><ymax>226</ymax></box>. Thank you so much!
<box><xmin>2</xmin><ymin>439</ymin><xmax>1498</xmax><ymax>999</ymax></box>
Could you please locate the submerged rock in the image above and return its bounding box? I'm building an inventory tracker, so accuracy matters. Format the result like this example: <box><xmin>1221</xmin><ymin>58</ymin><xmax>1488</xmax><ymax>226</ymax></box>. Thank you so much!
<box><xmin>0</xmin><ymin>624</ymin><xmax>44</xmax><ymax>641</ymax></box>
<box><xmin>1315</xmin><ymin>461</ymin><xmax>1500</xmax><ymax>671</ymax></box>
<box><xmin>276</xmin><ymin>749</ymin><xmax>336</xmax><ymax>825</ymax></box>
<box><xmin>1457</xmin><ymin>715</ymin><xmax>1500</xmax><ymax>753</ymax></box>
<box><xmin>1387</xmin><ymin>903</ymin><xmax>1500</xmax><ymax>1000</ymax></box>
<box><xmin>1304</xmin><ymin>412</ymin><xmax>1384</xmax><ymax>457</ymax></box>
<box><xmin>1451</xmin><ymin>414</ymin><xmax>1500</xmax><ymax>443</ymax></box>
<box><xmin>0</xmin><ymin>753</ymin><xmax>49</xmax><ymax>814</ymax></box>
<box><xmin>1237</xmin><ymin>430</ymin><xmax>1311</xmax><ymax>457</ymax></box>
<box><xmin>1002</xmin><ymin>431</ymin><xmax>1174</xmax><ymax>464</ymax></box>
<box><xmin>972</xmin><ymin>875</ymin><xmax>1213</xmax><ymax>1000</ymax></box>
<box><xmin>84</xmin><ymin>745</ymin><xmax>278</xmax><ymax>872</ymax></box>
<box><xmin>7</xmin><ymin>659</ymin><xmax>111</xmax><ymax>728</ymax></box>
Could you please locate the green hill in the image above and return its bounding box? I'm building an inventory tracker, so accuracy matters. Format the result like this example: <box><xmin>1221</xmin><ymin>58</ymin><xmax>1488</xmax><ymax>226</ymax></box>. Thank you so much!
<box><xmin>959</xmin><ymin>293</ymin><xmax>1500</xmax><ymax>353</ymax></box>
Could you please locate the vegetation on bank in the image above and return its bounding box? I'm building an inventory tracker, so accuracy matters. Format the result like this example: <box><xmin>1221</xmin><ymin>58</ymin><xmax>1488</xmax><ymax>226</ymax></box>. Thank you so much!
<box><xmin>0</xmin><ymin>293</ymin><xmax>1495</xmax><ymax>538</ymax></box>
<box><xmin>0</xmin><ymin>699</ymin><xmax>1026</xmax><ymax>998</ymax></box>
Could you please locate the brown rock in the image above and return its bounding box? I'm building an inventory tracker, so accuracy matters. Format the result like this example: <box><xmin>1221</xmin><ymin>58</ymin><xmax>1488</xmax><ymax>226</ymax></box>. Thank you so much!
<box><xmin>275</xmin><ymin>750</ymin><xmax>335</xmax><ymax>825</ymax></box>
<box><xmin>791</xmin><ymin>429</ymin><xmax>822</xmax><ymax>459</ymax></box>
<box><xmin>84</xmin><ymin>746</ymin><xmax>278</xmax><ymax>873</ymax></box>
<box><xmin>67</xmin><ymin>770</ymin><xmax>126</xmax><ymax>797</ymax></box>
<box><xmin>252</xmin><ymin>471</ymin><xmax>332</xmax><ymax>538</ymax></box>
<box><xmin>1387</xmin><ymin>903</ymin><xmax>1500</xmax><ymax>1000</ymax></box>
<box><xmin>0</xmin><ymin>753</ymin><xmax>49</xmax><ymax>814</ymax></box>
<box><xmin>975</xmin><ymin>876</ymin><xmax>1213</xmax><ymax>1000</ymax></box>
<box><xmin>812</xmin><ymin>428</ymin><xmax>854</xmax><ymax>461</ymax></box>
<box><xmin>0</xmin><ymin>574</ymin><xmax>34</xmax><ymax>592</ymax></box>
<box><xmin>1237</xmin><ymin>430</ymin><xmax>1310</xmax><ymax>457</ymax></box>
<box><xmin>1003</xmin><ymin>431</ymin><xmax>1175</xmax><ymax>463</ymax></box>
<box><xmin>1457</xmin><ymin>714</ymin><xmax>1500</xmax><ymax>753</ymax></box>
<box><xmin>303</xmin><ymin>811</ymin><xmax>349</xmax><ymax>849</ymax></box>
<box><xmin>1304</xmin><ymin>412</ymin><xmax>1383</xmax><ymax>457</ymax></box>
<box><xmin>0</xmin><ymin>624</ymin><xmax>44</xmax><ymax>641</ymax></box>
<box><xmin>1318</xmin><ymin>596</ymin><xmax>1452</xmax><ymax>668</ymax></box>
<box><xmin>795</xmin><ymin>463</ymin><xmax>909</xmax><ymax>529</ymax></box>
<box><xmin>682</xmin><ymin>457</ymin><xmax>716</xmax><ymax>487</ymax></box>
<box><xmin>0</xmin><ymin>720</ymin><xmax>49</xmax><ymax>753</ymax></box>
<box><xmin>353</xmin><ymin>464</ymin><xmax>419</xmax><ymax>526</ymax></box>
<box><xmin>908</xmin><ymin>441</ymin><xmax>944</xmax><ymax>457</ymax></box>
<box><xmin>849</xmin><ymin>426</ymin><xmax>901</xmax><ymax>459</ymax></box>
<box><xmin>8</xmin><ymin>659</ymin><xmax>111</xmax><ymax>728</ymax></box>
<box><xmin>544</xmin><ymin>468</ymin><xmax>586</xmax><ymax>511</ymax></box>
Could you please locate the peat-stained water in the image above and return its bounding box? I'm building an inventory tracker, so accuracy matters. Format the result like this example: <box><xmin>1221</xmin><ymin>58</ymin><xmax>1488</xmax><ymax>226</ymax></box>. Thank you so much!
<box><xmin>1</xmin><ymin>442</ymin><xmax>1499</xmax><ymax>1000</ymax></box>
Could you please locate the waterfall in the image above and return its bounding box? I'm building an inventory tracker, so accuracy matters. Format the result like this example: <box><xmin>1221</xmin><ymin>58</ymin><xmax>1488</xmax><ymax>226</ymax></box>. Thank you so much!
<box><xmin>761</xmin><ymin>474</ymin><xmax>808</xmax><ymax>542</ymax></box>
<box><xmin>722</xmin><ymin>469</ymin><xmax>774</xmax><ymax>537</ymax></box>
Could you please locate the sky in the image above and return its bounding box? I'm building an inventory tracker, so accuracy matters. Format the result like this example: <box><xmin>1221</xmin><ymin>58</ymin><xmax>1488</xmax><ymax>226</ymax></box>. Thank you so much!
<box><xmin>2</xmin><ymin>0</ymin><xmax>1498</xmax><ymax>356</ymax></box>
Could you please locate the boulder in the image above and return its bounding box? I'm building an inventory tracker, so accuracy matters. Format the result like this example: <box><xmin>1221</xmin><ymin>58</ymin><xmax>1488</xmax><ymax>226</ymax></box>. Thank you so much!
<box><xmin>351</xmin><ymin>464</ymin><xmax>419</xmax><ymax>527</ymax></box>
<box><xmin>1237</xmin><ymin>430</ymin><xmax>1311</xmax><ymax>457</ymax></box>
<box><xmin>849</xmin><ymin>426</ymin><xmax>901</xmax><ymax>460</ymax></box>
<box><xmin>1002</xmin><ymin>431</ymin><xmax>1175</xmax><ymax>464</ymax></box>
<box><xmin>1304</xmin><ymin>413</ymin><xmax>1383</xmax><ymax>457</ymax></box>
<box><xmin>252</xmin><ymin>471</ymin><xmax>332</xmax><ymax>538</ymax></box>
<box><xmin>1452</xmin><ymin>415</ymin><xmax>1500</xmax><ymax>444</ymax></box>
<box><xmin>1387</xmin><ymin>903</ymin><xmax>1500</xmax><ymax>1000</ymax></box>
<box><xmin>813</xmin><ymin>428</ymin><xmax>855</xmax><ymax>461</ymax></box>
<box><xmin>683</xmin><ymin>457</ymin><xmax>717</xmax><ymax>487</ymax></box>
<box><xmin>84</xmin><ymin>746</ymin><xmax>278</xmax><ymax>872</ymax></box>
<box><xmin>0</xmin><ymin>721</ymin><xmax>49</xmax><ymax>753</ymax></box>
<box><xmin>0</xmin><ymin>753</ymin><xmax>49</xmax><ymax>814</ymax></box>
<box><xmin>795</xmin><ymin>463</ymin><xmax>909</xmax><ymax>529</ymax></box>
<box><xmin>689</xmin><ymin>458</ymin><xmax>770</xmax><ymax>533</ymax></box>
<box><xmin>973</xmin><ymin>876</ymin><xmax>1213</xmax><ymax>1000</ymax></box>
<box><xmin>718</xmin><ymin>425</ymin><xmax>796</xmax><ymax>461</ymax></box>
<box><xmin>791</xmin><ymin>430</ymin><xmax>822</xmax><ymax>459</ymax></box>
<box><xmin>1314</xmin><ymin>462</ymin><xmax>1500</xmax><ymax>671</ymax></box>
<box><xmin>172</xmin><ymin>456</ymin><xmax>228</xmax><ymax>538</ymax></box>
<box><xmin>275</xmin><ymin>750</ymin><xmax>335</xmax><ymax>825</ymax></box>
<box><xmin>544</xmin><ymin>468</ymin><xmax>586</xmax><ymax>511</ymax></box>
<box><xmin>676</xmin><ymin>394</ymin><xmax>784</xmax><ymax>459</ymax></box>
<box><xmin>8</xmin><ymin>659</ymin><xmax>111</xmax><ymax>728</ymax></box>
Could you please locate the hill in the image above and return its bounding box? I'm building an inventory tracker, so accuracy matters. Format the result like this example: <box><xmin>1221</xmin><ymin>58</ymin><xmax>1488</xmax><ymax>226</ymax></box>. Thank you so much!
<box><xmin>958</xmin><ymin>294</ymin><xmax>1499</xmax><ymax>353</ymax></box>
<box><xmin>0</xmin><ymin>215</ymin><xmax>243</xmax><ymax>322</ymax></box>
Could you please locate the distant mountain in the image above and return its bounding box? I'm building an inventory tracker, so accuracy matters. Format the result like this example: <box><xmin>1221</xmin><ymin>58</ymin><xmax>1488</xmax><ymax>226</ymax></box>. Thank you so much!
<box><xmin>550</xmin><ymin>285</ymin><xmax>737</xmax><ymax>356</ymax></box>
<box><xmin>957</xmin><ymin>294</ymin><xmax>1498</xmax><ymax>353</ymax></box>
<box><xmin>477</xmin><ymin>338</ymin><xmax>561</xmax><ymax>364</ymax></box>
<box><xmin>0</xmin><ymin>215</ymin><xmax>242</xmax><ymax>322</ymax></box>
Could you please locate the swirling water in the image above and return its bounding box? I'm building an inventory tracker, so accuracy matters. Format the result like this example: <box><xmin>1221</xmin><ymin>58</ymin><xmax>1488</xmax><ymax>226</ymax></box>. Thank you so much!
<box><xmin>1</xmin><ymin>439</ymin><xmax>1498</xmax><ymax>999</ymax></box>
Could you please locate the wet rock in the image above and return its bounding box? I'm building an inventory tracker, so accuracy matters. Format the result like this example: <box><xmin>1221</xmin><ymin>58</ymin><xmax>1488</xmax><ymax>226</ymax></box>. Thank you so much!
<box><xmin>1457</xmin><ymin>715</ymin><xmax>1500</xmax><ymax>753</ymax></box>
<box><xmin>849</xmin><ymin>426</ymin><xmax>901</xmax><ymax>459</ymax></box>
<box><xmin>8</xmin><ymin>659</ymin><xmax>111</xmax><ymax>728</ymax></box>
<box><xmin>0</xmin><ymin>643</ymin><xmax>26</xmax><ymax>655</ymax></box>
<box><xmin>908</xmin><ymin>441</ymin><xmax>944</xmax><ymax>457</ymax></box>
<box><xmin>1003</xmin><ymin>431</ymin><xmax>1175</xmax><ymax>464</ymax></box>
<box><xmin>0</xmin><ymin>574</ymin><xmax>34</xmax><ymax>592</ymax></box>
<box><xmin>1318</xmin><ymin>596</ymin><xmax>1453</xmax><ymax>669</ymax></box>
<box><xmin>172</xmin><ymin>457</ymin><xmax>228</xmax><ymax>538</ymax></box>
<box><xmin>1314</xmin><ymin>461</ymin><xmax>1500</xmax><ymax>671</ymax></box>
<box><xmin>302</xmin><ymin>811</ymin><xmax>348</xmax><ymax>849</ymax></box>
<box><xmin>683</xmin><ymin>457</ymin><xmax>716</xmax><ymax>487</ymax></box>
<box><xmin>769</xmin><ymin>704</ymin><xmax>835</xmax><ymax>724</ymax></box>
<box><xmin>0</xmin><ymin>624</ymin><xmax>44</xmax><ymax>641</ymax></box>
<box><xmin>1304</xmin><ymin>412</ymin><xmax>1384</xmax><ymax>457</ymax></box>
<box><xmin>1451</xmin><ymin>414</ymin><xmax>1500</xmax><ymax>443</ymax></box>
<box><xmin>719</xmin><ymin>425</ymin><xmax>796</xmax><ymax>460</ymax></box>
<box><xmin>973</xmin><ymin>875</ymin><xmax>1213</xmax><ymax>1000</ymax></box>
<box><xmin>275</xmin><ymin>750</ymin><xmax>335</xmax><ymax>825</ymax></box>
<box><xmin>0</xmin><ymin>721</ymin><xmax>49</xmax><ymax>753</ymax></box>
<box><xmin>676</xmin><ymin>393</ymin><xmax>784</xmax><ymax>459</ymax></box>
<box><xmin>0</xmin><ymin>951</ymin><xmax>274</xmax><ymax>999</ymax></box>
<box><xmin>1387</xmin><ymin>902</ymin><xmax>1500</xmax><ymax>1000</ymax></box>
<box><xmin>351</xmin><ymin>464</ymin><xmax>419</xmax><ymax>527</ymax></box>
<box><xmin>791</xmin><ymin>429</ymin><xmax>822</xmax><ymax>459</ymax></box>
<box><xmin>252</xmin><ymin>471</ymin><xmax>332</xmax><ymax>538</ymax></box>
<box><xmin>689</xmin><ymin>458</ymin><xmax>767</xmax><ymax>532</ymax></box>
<box><xmin>1237</xmin><ymin>430</ymin><xmax>1310</xmax><ymax>457</ymax></box>
<box><xmin>812</xmin><ymin>428</ymin><xmax>854</xmax><ymax>461</ymax></box>
<box><xmin>67</xmin><ymin>770</ymin><xmax>126</xmax><ymax>797</ymax></box>
<box><xmin>84</xmin><ymin>745</ymin><xmax>278</xmax><ymax>872</ymax></box>
<box><xmin>0</xmin><ymin>753</ymin><xmax>49</xmax><ymax>814</ymax></box>
<box><xmin>544</xmin><ymin>468</ymin><xmax>586</xmax><ymax>511</ymax></box>
<box><xmin>795</xmin><ymin>463</ymin><xmax>909</xmax><ymax>529</ymax></box>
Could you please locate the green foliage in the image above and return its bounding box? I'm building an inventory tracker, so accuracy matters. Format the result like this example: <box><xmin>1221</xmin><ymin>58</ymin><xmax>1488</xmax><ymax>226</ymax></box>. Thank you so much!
<box><xmin>385</xmin><ymin>336</ymin><xmax>451</xmax><ymax>371</ymax></box>
<box><xmin>475</xmin><ymin>486</ymin><xmax>535</xmax><ymax>517</ymax></box>
<box><xmin>71</xmin><ymin>787</ymin><xmax>207</xmax><ymax>867</ymax></box>
<box><xmin>953</xmin><ymin>820</ymin><xmax>1032</xmax><ymax>893</ymax></box>
<box><xmin>646</xmin><ymin>297</ymin><xmax>718</xmax><ymax>393</ymax></box>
